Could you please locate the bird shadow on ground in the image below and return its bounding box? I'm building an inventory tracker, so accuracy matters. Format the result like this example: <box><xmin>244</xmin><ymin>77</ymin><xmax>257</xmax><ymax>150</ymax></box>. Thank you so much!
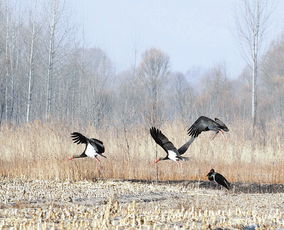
<box><xmin>106</xmin><ymin>179</ymin><xmax>284</xmax><ymax>194</ymax></box>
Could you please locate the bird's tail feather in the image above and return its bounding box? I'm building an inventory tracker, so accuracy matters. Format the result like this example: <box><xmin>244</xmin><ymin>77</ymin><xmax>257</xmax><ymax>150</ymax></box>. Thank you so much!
<box><xmin>181</xmin><ymin>156</ymin><xmax>189</xmax><ymax>161</ymax></box>
<box><xmin>225</xmin><ymin>180</ymin><xmax>231</xmax><ymax>189</ymax></box>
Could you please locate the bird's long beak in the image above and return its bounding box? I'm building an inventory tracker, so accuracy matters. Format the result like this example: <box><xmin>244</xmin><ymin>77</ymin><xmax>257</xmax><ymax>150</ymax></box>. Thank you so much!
<box><xmin>101</xmin><ymin>155</ymin><xmax>107</xmax><ymax>158</ymax></box>
<box><xmin>154</xmin><ymin>158</ymin><xmax>160</xmax><ymax>164</ymax></box>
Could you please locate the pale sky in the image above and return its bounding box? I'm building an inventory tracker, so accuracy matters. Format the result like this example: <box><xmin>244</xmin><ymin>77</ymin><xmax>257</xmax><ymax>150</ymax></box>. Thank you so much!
<box><xmin>68</xmin><ymin>0</ymin><xmax>284</xmax><ymax>78</ymax></box>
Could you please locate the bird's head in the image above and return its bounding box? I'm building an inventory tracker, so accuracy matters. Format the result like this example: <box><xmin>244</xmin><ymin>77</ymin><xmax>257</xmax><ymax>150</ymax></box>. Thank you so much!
<box><xmin>207</xmin><ymin>168</ymin><xmax>215</xmax><ymax>176</ymax></box>
<box><xmin>214</xmin><ymin>118</ymin><xmax>229</xmax><ymax>132</ymax></box>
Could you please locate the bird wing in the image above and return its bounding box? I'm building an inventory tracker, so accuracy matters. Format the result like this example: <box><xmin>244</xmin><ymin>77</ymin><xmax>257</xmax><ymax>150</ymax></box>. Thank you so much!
<box><xmin>215</xmin><ymin>173</ymin><xmax>230</xmax><ymax>190</ymax></box>
<box><xmin>187</xmin><ymin>116</ymin><xmax>214</xmax><ymax>137</ymax></box>
<box><xmin>214</xmin><ymin>118</ymin><xmax>229</xmax><ymax>131</ymax></box>
<box><xmin>90</xmin><ymin>138</ymin><xmax>105</xmax><ymax>153</ymax></box>
<box><xmin>150</xmin><ymin>127</ymin><xmax>177</xmax><ymax>153</ymax></box>
<box><xmin>71</xmin><ymin>132</ymin><xmax>88</xmax><ymax>144</ymax></box>
<box><xmin>79</xmin><ymin>152</ymin><xmax>87</xmax><ymax>158</ymax></box>
<box><xmin>177</xmin><ymin>136</ymin><xmax>195</xmax><ymax>155</ymax></box>
<box><xmin>207</xmin><ymin>175</ymin><xmax>214</xmax><ymax>181</ymax></box>
<box><xmin>177</xmin><ymin>156</ymin><xmax>189</xmax><ymax>161</ymax></box>
<box><xmin>214</xmin><ymin>118</ymin><xmax>226</xmax><ymax>126</ymax></box>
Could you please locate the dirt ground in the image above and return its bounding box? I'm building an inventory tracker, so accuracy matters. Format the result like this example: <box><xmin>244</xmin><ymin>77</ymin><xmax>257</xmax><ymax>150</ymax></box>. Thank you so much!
<box><xmin>0</xmin><ymin>178</ymin><xmax>283</xmax><ymax>229</ymax></box>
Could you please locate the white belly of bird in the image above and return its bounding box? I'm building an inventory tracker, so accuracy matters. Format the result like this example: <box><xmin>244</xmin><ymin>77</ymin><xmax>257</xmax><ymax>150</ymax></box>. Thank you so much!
<box><xmin>85</xmin><ymin>144</ymin><xmax>98</xmax><ymax>158</ymax></box>
<box><xmin>168</xmin><ymin>150</ymin><xmax>178</xmax><ymax>161</ymax></box>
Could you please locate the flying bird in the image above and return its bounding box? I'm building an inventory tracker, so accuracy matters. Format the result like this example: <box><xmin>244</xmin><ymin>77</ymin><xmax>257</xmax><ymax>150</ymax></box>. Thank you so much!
<box><xmin>69</xmin><ymin>132</ymin><xmax>106</xmax><ymax>162</ymax></box>
<box><xmin>187</xmin><ymin>116</ymin><xmax>229</xmax><ymax>141</ymax></box>
<box><xmin>150</xmin><ymin>127</ymin><xmax>193</xmax><ymax>163</ymax></box>
<box><xmin>207</xmin><ymin>168</ymin><xmax>230</xmax><ymax>190</ymax></box>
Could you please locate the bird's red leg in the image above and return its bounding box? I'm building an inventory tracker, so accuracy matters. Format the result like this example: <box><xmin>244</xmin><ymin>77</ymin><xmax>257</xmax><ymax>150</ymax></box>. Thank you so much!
<box><xmin>95</xmin><ymin>156</ymin><xmax>101</xmax><ymax>163</ymax></box>
<box><xmin>175</xmin><ymin>161</ymin><xmax>181</xmax><ymax>166</ymax></box>
<box><xmin>154</xmin><ymin>159</ymin><xmax>160</xmax><ymax>164</ymax></box>
<box><xmin>211</xmin><ymin>132</ymin><xmax>219</xmax><ymax>140</ymax></box>
<box><xmin>220</xmin><ymin>130</ymin><xmax>226</xmax><ymax>140</ymax></box>
<box><xmin>68</xmin><ymin>156</ymin><xmax>74</xmax><ymax>160</ymax></box>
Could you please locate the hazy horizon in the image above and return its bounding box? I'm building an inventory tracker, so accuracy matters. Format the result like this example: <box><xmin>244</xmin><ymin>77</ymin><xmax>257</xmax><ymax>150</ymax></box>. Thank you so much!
<box><xmin>68</xmin><ymin>0</ymin><xmax>284</xmax><ymax>78</ymax></box>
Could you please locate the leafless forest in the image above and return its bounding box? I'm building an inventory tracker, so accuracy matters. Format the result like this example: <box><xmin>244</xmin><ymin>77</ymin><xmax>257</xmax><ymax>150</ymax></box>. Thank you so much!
<box><xmin>0</xmin><ymin>0</ymin><xmax>283</xmax><ymax>183</ymax></box>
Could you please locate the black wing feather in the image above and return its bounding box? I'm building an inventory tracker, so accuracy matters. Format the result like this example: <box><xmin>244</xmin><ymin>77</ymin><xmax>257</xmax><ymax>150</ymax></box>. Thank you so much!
<box><xmin>177</xmin><ymin>137</ymin><xmax>195</xmax><ymax>155</ymax></box>
<box><xmin>71</xmin><ymin>132</ymin><xmax>88</xmax><ymax>144</ymax></box>
<box><xmin>187</xmin><ymin>116</ymin><xmax>215</xmax><ymax>137</ymax></box>
<box><xmin>90</xmin><ymin>138</ymin><xmax>105</xmax><ymax>153</ymax></box>
<box><xmin>215</xmin><ymin>173</ymin><xmax>230</xmax><ymax>190</ymax></box>
<box><xmin>150</xmin><ymin>127</ymin><xmax>177</xmax><ymax>152</ymax></box>
<box><xmin>214</xmin><ymin>118</ymin><xmax>229</xmax><ymax>131</ymax></box>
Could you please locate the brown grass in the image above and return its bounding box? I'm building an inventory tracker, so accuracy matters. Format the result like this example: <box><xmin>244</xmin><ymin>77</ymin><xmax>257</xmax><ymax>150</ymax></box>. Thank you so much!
<box><xmin>0</xmin><ymin>120</ymin><xmax>283</xmax><ymax>183</ymax></box>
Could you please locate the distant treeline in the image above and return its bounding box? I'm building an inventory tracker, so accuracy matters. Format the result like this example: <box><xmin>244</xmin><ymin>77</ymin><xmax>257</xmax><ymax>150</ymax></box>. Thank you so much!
<box><xmin>0</xmin><ymin>0</ymin><xmax>283</xmax><ymax>133</ymax></box>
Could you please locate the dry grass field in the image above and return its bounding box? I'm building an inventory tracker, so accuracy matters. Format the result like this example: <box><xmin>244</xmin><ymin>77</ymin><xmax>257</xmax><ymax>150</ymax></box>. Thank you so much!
<box><xmin>0</xmin><ymin>121</ymin><xmax>284</xmax><ymax>229</ymax></box>
<box><xmin>0</xmin><ymin>120</ymin><xmax>283</xmax><ymax>183</ymax></box>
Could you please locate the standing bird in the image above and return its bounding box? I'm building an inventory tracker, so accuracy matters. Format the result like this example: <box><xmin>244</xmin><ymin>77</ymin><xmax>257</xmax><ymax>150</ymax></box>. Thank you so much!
<box><xmin>150</xmin><ymin>127</ymin><xmax>193</xmax><ymax>163</ymax></box>
<box><xmin>187</xmin><ymin>116</ymin><xmax>229</xmax><ymax>141</ymax></box>
<box><xmin>69</xmin><ymin>132</ymin><xmax>106</xmax><ymax>162</ymax></box>
<box><xmin>207</xmin><ymin>169</ymin><xmax>230</xmax><ymax>190</ymax></box>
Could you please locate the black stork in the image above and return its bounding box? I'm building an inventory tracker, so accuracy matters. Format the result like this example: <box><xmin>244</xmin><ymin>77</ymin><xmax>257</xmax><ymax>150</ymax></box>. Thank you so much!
<box><xmin>207</xmin><ymin>169</ymin><xmax>230</xmax><ymax>190</ymax></box>
<box><xmin>187</xmin><ymin>116</ymin><xmax>229</xmax><ymax>140</ymax></box>
<box><xmin>69</xmin><ymin>132</ymin><xmax>106</xmax><ymax>162</ymax></box>
<box><xmin>150</xmin><ymin>127</ymin><xmax>193</xmax><ymax>163</ymax></box>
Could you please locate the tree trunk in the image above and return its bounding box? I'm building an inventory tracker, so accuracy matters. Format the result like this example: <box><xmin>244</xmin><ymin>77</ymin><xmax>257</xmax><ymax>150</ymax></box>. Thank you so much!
<box><xmin>45</xmin><ymin>1</ymin><xmax>56</xmax><ymax>120</ymax></box>
<box><xmin>252</xmin><ymin>51</ymin><xmax>258</xmax><ymax>135</ymax></box>
<box><xmin>236</xmin><ymin>0</ymin><xmax>273</xmax><ymax>136</ymax></box>
<box><xmin>4</xmin><ymin>5</ymin><xmax>9</xmax><ymax>121</ymax></box>
<box><xmin>26</xmin><ymin>20</ymin><xmax>35</xmax><ymax>123</ymax></box>
<box><xmin>252</xmin><ymin>2</ymin><xmax>260</xmax><ymax>135</ymax></box>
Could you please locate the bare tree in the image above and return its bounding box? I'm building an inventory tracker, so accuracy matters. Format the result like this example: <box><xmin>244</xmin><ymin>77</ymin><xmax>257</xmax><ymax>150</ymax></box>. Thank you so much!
<box><xmin>4</xmin><ymin>1</ymin><xmax>10</xmax><ymax>121</ymax></box>
<box><xmin>170</xmin><ymin>72</ymin><xmax>195</xmax><ymax>122</ymax></box>
<box><xmin>235</xmin><ymin>0</ymin><xmax>274</xmax><ymax>133</ymax></box>
<box><xmin>45</xmin><ymin>0</ymin><xmax>57</xmax><ymax>119</ymax></box>
<box><xmin>200</xmin><ymin>65</ymin><xmax>236</xmax><ymax>120</ymax></box>
<box><xmin>138</xmin><ymin>48</ymin><xmax>169</xmax><ymax>127</ymax></box>
<box><xmin>261</xmin><ymin>38</ymin><xmax>284</xmax><ymax>120</ymax></box>
<box><xmin>26</xmin><ymin>2</ymin><xmax>40</xmax><ymax>123</ymax></box>
<box><xmin>75</xmin><ymin>48</ymin><xmax>113</xmax><ymax>127</ymax></box>
<box><xmin>3</xmin><ymin>0</ymin><xmax>23</xmax><ymax>122</ymax></box>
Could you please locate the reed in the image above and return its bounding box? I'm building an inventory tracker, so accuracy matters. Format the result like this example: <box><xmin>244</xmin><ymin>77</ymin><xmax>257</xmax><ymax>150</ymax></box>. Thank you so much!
<box><xmin>0</xmin><ymin>120</ymin><xmax>283</xmax><ymax>183</ymax></box>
